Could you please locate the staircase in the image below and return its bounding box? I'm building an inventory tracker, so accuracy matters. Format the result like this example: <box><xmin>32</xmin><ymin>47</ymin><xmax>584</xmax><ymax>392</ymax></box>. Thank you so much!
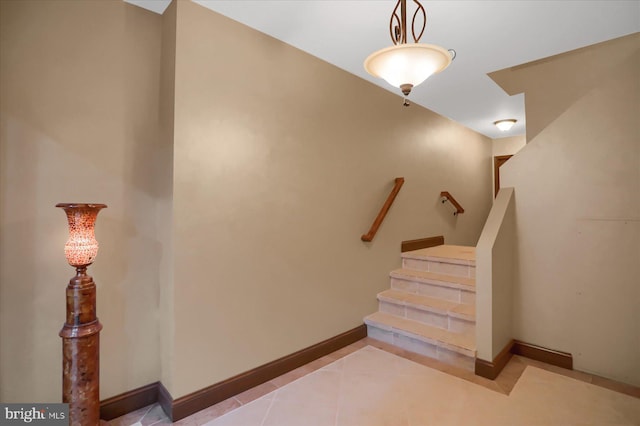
<box><xmin>364</xmin><ymin>245</ymin><xmax>476</xmax><ymax>371</ymax></box>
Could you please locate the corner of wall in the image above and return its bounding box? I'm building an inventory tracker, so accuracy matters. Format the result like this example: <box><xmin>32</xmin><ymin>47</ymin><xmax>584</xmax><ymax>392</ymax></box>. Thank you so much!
<box><xmin>158</xmin><ymin>0</ymin><xmax>177</xmax><ymax>395</ymax></box>
<box><xmin>475</xmin><ymin>187</ymin><xmax>515</xmax><ymax>361</ymax></box>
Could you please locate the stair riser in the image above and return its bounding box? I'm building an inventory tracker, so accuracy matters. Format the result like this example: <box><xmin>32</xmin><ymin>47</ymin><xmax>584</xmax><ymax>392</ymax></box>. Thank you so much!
<box><xmin>449</xmin><ymin>316</ymin><xmax>475</xmax><ymax>334</ymax></box>
<box><xmin>379</xmin><ymin>301</ymin><xmax>475</xmax><ymax>334</ymax></box>
<box><xmin>391</xmin><ymin>278</ymin><xmax>476</xmax><ymax>305</ymax></box>
<box><xmin>366</xmin><ymin>325</ymin><xmax>474</xmax><ymax>371</ymax></box>
<box><xmin>402</xmin><ymin>258</ymin><xmax>475</xmax><ymax>278</ymax></box>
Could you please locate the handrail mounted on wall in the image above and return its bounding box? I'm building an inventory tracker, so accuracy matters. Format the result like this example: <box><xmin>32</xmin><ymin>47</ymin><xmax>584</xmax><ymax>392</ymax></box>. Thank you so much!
<box><xmin>361</xmin><ymin>177</ymin><xmax>405</xmax><ymax>242</ymax></box>
<box><xmin>440</xmin><ymin>191</ymin><xmax>464</xmax><ymax>216</ymax></box>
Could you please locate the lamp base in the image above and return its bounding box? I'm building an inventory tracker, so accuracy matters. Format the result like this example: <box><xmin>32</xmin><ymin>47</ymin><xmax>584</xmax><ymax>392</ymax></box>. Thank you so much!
<box><xmin>60</xmin><ymin>269</ymin><xmax>102</xmax><ymax>426</ymax></box>
<box><xmin>61</xmin><ymin>324</ymin><xmax>102</xmax><ymax>425</ymax></box>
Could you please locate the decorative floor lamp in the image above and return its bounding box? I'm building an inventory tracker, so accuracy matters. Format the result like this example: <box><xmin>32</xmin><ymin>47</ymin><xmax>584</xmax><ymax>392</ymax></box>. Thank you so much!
<box><xmin>56</xmin><ymin>203</ymin><xmax>107</xmax><ymax>426</ymax></box>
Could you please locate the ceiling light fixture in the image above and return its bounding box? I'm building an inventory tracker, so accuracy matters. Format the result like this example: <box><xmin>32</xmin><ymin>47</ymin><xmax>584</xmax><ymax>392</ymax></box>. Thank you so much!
<box><xmin>364</xmin><ymin>0</ymin><xmax>453</xmax><ymax>106</ymax></box>
<box><xmin>494</xmin><ymin>119</ymin><xmax>517</xmax><ymax>131</ymax></box>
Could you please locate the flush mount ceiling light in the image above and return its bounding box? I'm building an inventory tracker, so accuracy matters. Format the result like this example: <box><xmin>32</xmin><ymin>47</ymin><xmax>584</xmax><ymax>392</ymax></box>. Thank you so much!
<box><xmin>365</xmin><ymin>0</ymin><xmax>453</xmax><ymax>106</ymax></box>
<box><xmin>494</xmin><ymin>119</ymin><xmax>517</xmax><ymax>131</ymax></box>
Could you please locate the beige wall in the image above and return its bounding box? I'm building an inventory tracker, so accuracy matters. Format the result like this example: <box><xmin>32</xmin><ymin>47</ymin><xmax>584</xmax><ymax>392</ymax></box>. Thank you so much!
<box><xmin>492</xmin><ymin>135</ymin><xmax>526</xmax><ymax>157</ymax></box>
<box><xmin>476</xmin><ymin>187</ymin><xmax>515</xmax><ymax>361</ymax></box>
<box><xmin>494</xmin><ymin>34</ymin><xmax>640</xmax><ymax>385</ymax></box>
<box><xmin>168</xmin><ymin>0</ymin><xmax>493</xmax><ymax>397</ymax></box>
<box><xmin>0</xmin><ymin>0</ymin><xmax>163</xmax><ymax>400</ymax></box>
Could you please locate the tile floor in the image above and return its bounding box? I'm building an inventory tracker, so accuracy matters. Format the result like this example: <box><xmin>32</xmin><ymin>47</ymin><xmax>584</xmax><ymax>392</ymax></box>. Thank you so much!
<box><xmin>107</xmin><ymin>338</ymin><xmax>640</xmax><ymax>426</ymax></box>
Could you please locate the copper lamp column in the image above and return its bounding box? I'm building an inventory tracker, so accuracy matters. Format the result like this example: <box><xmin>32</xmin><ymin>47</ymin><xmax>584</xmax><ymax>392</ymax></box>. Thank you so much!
<box><xmin>56</xmin><ymin>203</ymin><xmax>107</xmax><ymax>426</ymax></box>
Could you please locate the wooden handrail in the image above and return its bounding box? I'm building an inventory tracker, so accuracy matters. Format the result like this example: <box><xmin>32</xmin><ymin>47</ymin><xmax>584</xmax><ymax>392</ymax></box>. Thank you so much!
<box><xmin>361</xmin><ymin>177</ymin><xmax>405</xmax><ymax>242</ymax></box>
<box><xmin>440</xmin><ymin>191</ymin><xmax>464</xmax><ymax>216</ymax></box>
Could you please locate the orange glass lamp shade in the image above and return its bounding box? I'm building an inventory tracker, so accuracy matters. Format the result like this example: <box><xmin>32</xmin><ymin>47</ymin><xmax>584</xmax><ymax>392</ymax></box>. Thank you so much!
<box><xmin>56</xmin><ymin>203</ymin><xmax>107</xmax><ymax>268</ymax></box>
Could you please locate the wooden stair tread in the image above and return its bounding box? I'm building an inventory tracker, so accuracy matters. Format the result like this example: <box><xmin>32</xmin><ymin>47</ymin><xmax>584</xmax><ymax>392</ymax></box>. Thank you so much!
<box><xmin>364</xmin><ymin>311</ymin><xmax>476</xmax><ymax>357</ymax></box>
<box><xmin>378</xmin><ymin>289</ymin><xmax>475</xmax><ymax>321</ymax></box>
<box><xmin>391</xmin><ymin>268</ymin><xmax>475</xmax><ymax>291</ymax></box>
<box><xmin>401</xmin><ymin>244</ymin><xmax>476</xmax><ymax>266</ymax></box>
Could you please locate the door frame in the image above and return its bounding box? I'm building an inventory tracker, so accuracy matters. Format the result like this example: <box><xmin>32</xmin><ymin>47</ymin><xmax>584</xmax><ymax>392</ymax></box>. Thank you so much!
<box><xmin>494</xmin><ymin>155</ymin><xmax>513</xmax><ymax>197</ymax></box>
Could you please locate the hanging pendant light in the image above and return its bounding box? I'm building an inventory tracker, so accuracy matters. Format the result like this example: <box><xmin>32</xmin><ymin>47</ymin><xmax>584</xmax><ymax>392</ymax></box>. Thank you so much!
<box><xmin>365</xmin><ymin>0</ymin><xmax>453</xmax><ymax>105</ymax></box>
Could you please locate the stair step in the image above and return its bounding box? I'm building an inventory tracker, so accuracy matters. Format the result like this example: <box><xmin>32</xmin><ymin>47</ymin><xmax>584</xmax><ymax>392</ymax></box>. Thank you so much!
<box><xmin>378</xmin><ymin>289</ymin><xmax>474</xmax><ymax>333</ymax></box>
<box><xmin>364</xmin><ymin>312</ymin><xmax>475</xmax><ymax>356</ymax></box>
<box><xmin>402</xmin><ymin>245</ymin><xmax>475</xmax><ymax>277</ymax></box>
<box><xmin>365</xmin><ymin>312</ymin><xmax>476</xmax><ymax>371</ymax></box>
<box><xmin>378</xmin><ymin>289</ymin><xmax>475</xmax><ymax>321</ymax></box>
<box><xmin>391</xmin><ymin>269</ymin><xmax>475</xmax><ymax>290</ymax></box>
<box><xmin>401</xmin><ymin>245</ymin><xmax>476</xmax><ymax>264</ymax></box>
<box><xmin>390</xmin><ymin>268</ymin><xmax>475</xmax><ymax>304</ymax></box>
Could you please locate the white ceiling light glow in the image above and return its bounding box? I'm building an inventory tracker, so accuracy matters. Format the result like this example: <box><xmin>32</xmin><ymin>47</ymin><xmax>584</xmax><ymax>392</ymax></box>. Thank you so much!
<box><xmin>364</xmin><ymin>0</ymin><xmax>452</xmax><ymax>106</ymax></box>
<box><xmin>494</xmin><ymin>119</ymin><xmax>517</xmax><ymax>131</ymax></box>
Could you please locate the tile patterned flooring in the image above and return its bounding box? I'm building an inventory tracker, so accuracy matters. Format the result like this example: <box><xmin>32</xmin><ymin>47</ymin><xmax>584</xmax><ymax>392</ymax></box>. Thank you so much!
<box><xmin>107</xmin><ymin>337</ymin><xmax>640</xmax><ymax>426</ymax></box>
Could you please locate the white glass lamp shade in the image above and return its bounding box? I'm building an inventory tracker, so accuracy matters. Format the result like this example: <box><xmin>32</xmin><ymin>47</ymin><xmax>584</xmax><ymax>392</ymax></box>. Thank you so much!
<box><xmin>494</xmin><ymin>119</ymin><xmax>517</xmax><ymax>131</ymax></box>
<box><xmin>364</xmin><ymin>43</ymin><xmax>452</xmax><ymax>90</ymax></box>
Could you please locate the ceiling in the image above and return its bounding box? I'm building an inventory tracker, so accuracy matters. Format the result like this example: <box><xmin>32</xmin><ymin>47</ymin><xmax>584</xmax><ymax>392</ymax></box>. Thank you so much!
<box><xmin>125</xmin><ymin>0</ymin><xmax>639</xmax><ymax>139</ymax></box>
